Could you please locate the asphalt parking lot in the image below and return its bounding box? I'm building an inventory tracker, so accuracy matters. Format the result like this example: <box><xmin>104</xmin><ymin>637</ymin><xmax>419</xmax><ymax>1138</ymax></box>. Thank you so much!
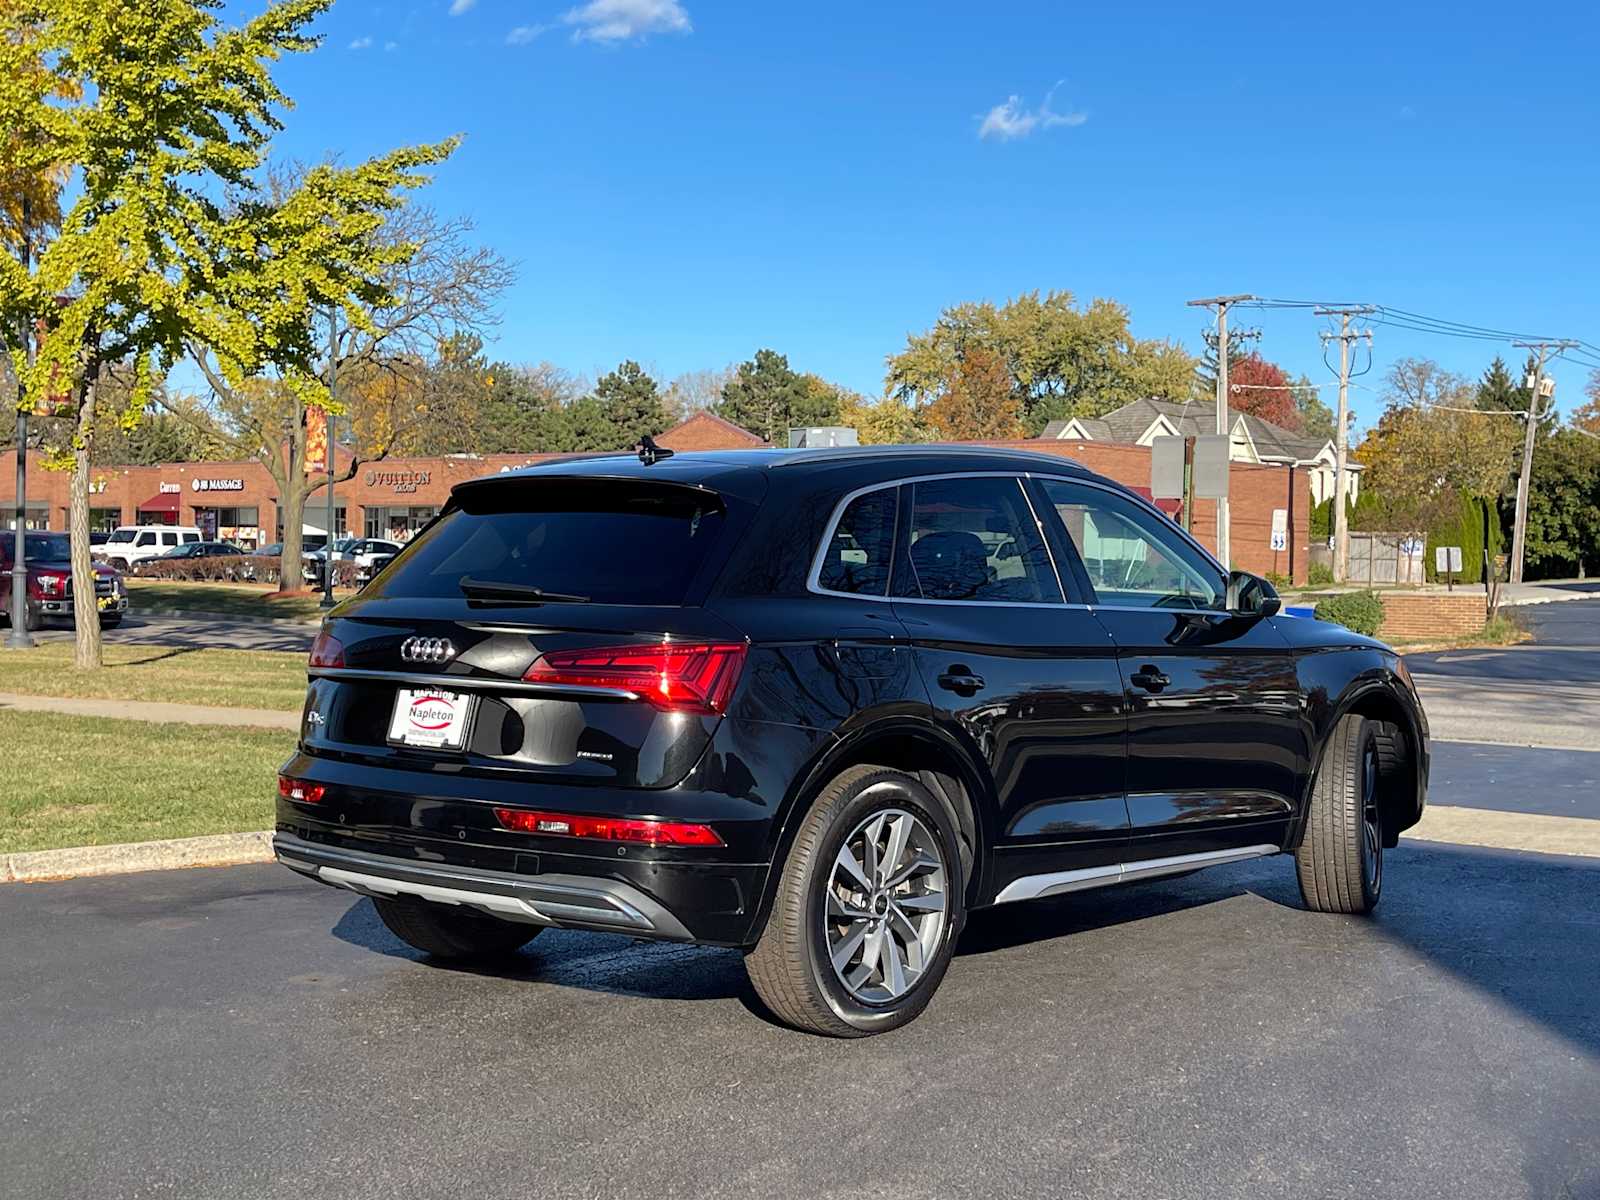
<box><xmin>2</xmin><ymin>826</ymin><xmax>1596</xmax><ymax>1199</ymax></box>
<box><xmin>3</xmin><ymin>600</ymin><xmax>1596</xmax><ymax>1199</ymax></box>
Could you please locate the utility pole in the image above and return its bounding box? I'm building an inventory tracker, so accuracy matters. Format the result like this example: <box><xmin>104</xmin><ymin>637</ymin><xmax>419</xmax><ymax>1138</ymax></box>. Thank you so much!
<box><xmin>1508</xmin><ymin>340</ymin><xmax>1577</xmax><ymax>584</ymax></box>
<box><xmin>8</xmin><ymin>197</ymin><xmax>36</xmax><ymax>649</ymax></box>
<box><xmin>1315</xmin><ymin>307</ymin><xmax>1374</xmax><ymax>583</ymax></box>
<box><xmin>1186</xmin><ymin>294</ymin><xmax>1254</xmax><ymax>567</ymax></box>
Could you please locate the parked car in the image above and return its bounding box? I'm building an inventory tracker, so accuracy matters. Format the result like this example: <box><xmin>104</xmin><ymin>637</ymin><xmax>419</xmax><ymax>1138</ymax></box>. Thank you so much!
<box><xmin>304</xmin><ymin>537</ymin><xmax>401</xmax><ymax>587</ymax></box>
<box><xmin>274</xmin><ymin>446</ymin><xmax>1430</xmax><ymax>1037</ymax></box>
<box><xmin>0</xmin><ymin>531</ymin><xmax>128</xmax><ymax>629</ymax></box>
<box><xmin>153</xmin><ymin>540</ymin><xmax>250</xmax><ymax>561</ymax></box>
<box><xmin>94</xmin><ymin>525</ymin><xmax>202</xmax><ymax>572</ymax></box>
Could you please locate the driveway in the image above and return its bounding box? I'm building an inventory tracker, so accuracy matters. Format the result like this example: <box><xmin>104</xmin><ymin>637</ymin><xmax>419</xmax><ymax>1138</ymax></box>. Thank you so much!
<box><xmin>1407</xmin><ymin>598</ymin><xmax>1600</xmax><ymax>750</ymax></box>
<box><xmin>1</xmin><ymin>844</ymin><xmax>1594</xmax><ymax>1200</ymax></box>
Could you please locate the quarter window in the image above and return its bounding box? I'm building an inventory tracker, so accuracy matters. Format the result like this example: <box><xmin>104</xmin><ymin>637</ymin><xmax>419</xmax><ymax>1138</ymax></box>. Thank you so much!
<box><xmin>816</xmin><ymin>488</ymin><xmax>897</xmax><ymax>596</ymax></box>
<box><xmin>1037</xmin><ymin>480</ymin><xmax>1224</xmax><ymax>610</ymax></box>
<box><xmin>902</xmin><ymin>477</ymin><xmax>1061</xmax><ymax>604</ymax></box>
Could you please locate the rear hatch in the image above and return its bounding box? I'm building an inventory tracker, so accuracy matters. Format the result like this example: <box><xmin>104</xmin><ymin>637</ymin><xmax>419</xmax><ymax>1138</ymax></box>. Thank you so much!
<box><xmin>303</xmin><ymin>472</ymin><xmax>758</xmax><ymax>790</ymax></box>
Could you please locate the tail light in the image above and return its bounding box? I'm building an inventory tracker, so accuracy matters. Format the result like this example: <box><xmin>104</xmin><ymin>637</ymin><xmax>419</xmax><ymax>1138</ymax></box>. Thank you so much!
<box><xmin>494</xmin><ymin>807</ymin><xmax>723</xmax><ymax>847</ymax></box>
<box><xmin>308</xmin><ymin>630</ymin><xmax>345</xmax><ymax>669</ymax></box>
<box><xmin>523</xmin><ymin>642</ymin><xmax>746</xmax><ymax>715</ymax></box>
<box><xmin>277</xmin><ymin>775</ymin><xmax>325</xmax><ymax>804</ymax></box>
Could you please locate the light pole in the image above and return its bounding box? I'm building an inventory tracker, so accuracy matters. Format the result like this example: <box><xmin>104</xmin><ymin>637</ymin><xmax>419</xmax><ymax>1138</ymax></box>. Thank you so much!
<box><xmin>9</xmin><ymin>197</ymin><xmax>36</xmax><ymax>649</ymax></box>
<box><xmin>1186</xmin><ymin>293</ymin><xmax>1255</xmax><ymax>568</ymax></box>
<box><xmin>321</xmin><ymin>308</ymin><xmax>337</xmax><ymax>609</ymax></box>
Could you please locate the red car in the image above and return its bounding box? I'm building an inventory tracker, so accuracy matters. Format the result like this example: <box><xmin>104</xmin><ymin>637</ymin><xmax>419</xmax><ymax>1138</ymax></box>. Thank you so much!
<box><xmin>0</xmin><ymin>531</ymin><xmax>129</xmax><ymax>631</ymax></box>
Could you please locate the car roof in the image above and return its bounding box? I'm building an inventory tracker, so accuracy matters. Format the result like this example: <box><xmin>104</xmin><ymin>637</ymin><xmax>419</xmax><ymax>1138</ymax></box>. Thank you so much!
<box><xmin>472</xmin><ymin>444</ymin><xmax>1098</xmax><ymax>496</ymax></box>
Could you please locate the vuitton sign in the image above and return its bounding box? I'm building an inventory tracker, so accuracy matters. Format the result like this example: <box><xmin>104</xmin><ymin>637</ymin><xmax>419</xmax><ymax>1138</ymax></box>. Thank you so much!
<box><xmin>365</xmin><ymin>469</ymin><xmax>431</xmax><ymax>494</ymax></box>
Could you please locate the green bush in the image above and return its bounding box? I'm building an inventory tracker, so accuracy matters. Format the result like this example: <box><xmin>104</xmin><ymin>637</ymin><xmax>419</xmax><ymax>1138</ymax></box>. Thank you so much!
<box><xmin>1424</xmin><ymin>491</ymin><xmax>1501</xmax><ymax>585</ymax></box>
<box><xmin>1307</xmin><ymin>562</ymin><xmax>1334</xmax><ymax>586</ymax></box>
<box><xmin>1314</xmin><ymin>590</ymin><xmax>1385</xmax><ymax>636</ymax></box>
<box><xmin>1265</xmin><ymin>570</ymin><xmax>1291</xmax><ymax>589</ymax></box>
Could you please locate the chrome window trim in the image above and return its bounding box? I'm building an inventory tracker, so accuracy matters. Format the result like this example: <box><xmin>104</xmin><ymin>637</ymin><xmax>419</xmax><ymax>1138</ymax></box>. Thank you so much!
<box><xmin>806</xmin><ymin>471</ymin><xmax>1073</xmax><ymax>607</ymax></box>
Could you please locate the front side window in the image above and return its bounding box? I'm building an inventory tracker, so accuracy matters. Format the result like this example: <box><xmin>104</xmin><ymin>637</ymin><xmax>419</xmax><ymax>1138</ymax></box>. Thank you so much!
<box><xmin>1038</xmin><ymin>480</ymin><xmax>1224</xmax><ymax>610</ymax></box>
<box><xmin>902</xmin><ymin>477</ymin><xmax>1061</xmax><ymax>603</ymax></box>
<box><xmin>816</xmin><ymin>488</ymin><xmax>897</xmax><ymax>596</ymax></box>
<box><xmin>136</xmin><ymin>533</ymin><xmax>156</xmax><ymax>547</ymax></box>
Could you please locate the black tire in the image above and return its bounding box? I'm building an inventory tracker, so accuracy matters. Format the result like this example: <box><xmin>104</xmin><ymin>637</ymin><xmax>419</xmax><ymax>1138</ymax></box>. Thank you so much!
<box><xmin>373</xmin><ymin>897</ymin><xmax>542</xmax><ymax>962</ymax></box>
<box><xmin>746</xmin><ymin>764</ymin><xmax>965</xmax><ymax>1037</ymax></box>
<box><xmin>100</xmin><ymin>614</ymin><xmax>122</xmax><ymax>628</ymax></box>
<box><xmin>23</xmin><ymin>600</ymin><xmax>42</xmax><ymax>632</ymax></box>
<box><xmin>1296</xmin><ymin>713</ymin><xmax>1383</xmax><ymax>914</ymax></box>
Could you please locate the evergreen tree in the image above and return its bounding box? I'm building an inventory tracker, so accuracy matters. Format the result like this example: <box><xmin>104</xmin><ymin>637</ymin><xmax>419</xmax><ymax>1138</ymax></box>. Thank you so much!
<box><xmin>590</xmin><ymin>360</ymin><xmax>668</xmax><ymax>449</ymax></box>
<box><xmin>1193</xmin><ymin>322</ymin><xmax>1260</xmax><ymax>399</ymax></box>
<box><xmin>717</xmin><ymin>349</ymin><xmax>836</xmax><ymax>444</ymax></box>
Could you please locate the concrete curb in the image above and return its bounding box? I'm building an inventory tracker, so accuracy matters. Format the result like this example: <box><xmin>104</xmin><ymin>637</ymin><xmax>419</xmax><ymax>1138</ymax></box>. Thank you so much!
<box><xmin>1</xmin><ymin>830</ymin><xmax>274</xmax><ymax>883</ymax></box>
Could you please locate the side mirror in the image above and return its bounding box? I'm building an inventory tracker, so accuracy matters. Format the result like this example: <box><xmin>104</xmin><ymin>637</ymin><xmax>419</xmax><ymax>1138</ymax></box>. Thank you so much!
<box><xmin>1226</xmin><ymin>570</ymin><xmax>1281</xmax><ymax>618</ymax></box>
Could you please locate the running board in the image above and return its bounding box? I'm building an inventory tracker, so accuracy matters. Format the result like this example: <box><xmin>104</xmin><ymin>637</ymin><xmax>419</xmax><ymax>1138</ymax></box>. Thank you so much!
<box><xmin>993</xmin><ymin>844</ymin><xmax>1280</xmax><ymax>906</ymax></box>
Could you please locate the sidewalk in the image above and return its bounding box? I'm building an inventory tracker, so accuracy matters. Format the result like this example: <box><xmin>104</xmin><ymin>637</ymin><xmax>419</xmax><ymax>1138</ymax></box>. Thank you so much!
<box><xmin>0</xmin><ymin>691</ymin><xmax>298</xmax><ymax>730</ymax></box>
<box><xmin>1284</xmin><ymin>578</ymin><xmax>1600</xmax><ymax>607</ymax></box>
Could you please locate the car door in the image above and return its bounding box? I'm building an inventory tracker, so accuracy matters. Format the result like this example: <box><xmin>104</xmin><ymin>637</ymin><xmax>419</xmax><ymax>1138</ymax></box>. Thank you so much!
<box><xmin>1033</xmin><ymin>477</ymin><xmax>1306</xmax><ymax>859</ymax></box>
<box><xmin>886</xmin><ymin>474</ymin><xmax>1129</xmax><ymax>892</ymax></box>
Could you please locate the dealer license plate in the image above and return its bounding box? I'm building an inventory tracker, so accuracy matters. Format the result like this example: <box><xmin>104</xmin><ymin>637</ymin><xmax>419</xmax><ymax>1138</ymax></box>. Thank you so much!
<box><xmin>387</xmin><ymin>688</ymin><xmax>474</xmax><ymax>749</ymax></box>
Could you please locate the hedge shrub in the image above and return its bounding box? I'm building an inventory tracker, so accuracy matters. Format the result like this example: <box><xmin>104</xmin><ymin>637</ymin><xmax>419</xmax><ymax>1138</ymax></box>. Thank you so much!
<box><xmin>1307</xmin><ymin>561</ymin><xmax>1334</xmax><ymax>586</ymax></box>
<box><xmin>131</xmin><ymin>555</ymin><xmax>357</xmax><ymax>588</ymax></box>
<box><xmin>1314</xmin><ymin>590</ymin><xmax>1385</xmax><ymax>636</ymax></box>
<box><xmin>1424</xmin><ymin>491</ymin><xmax>1502</xmax><ymax>585</ymax></box>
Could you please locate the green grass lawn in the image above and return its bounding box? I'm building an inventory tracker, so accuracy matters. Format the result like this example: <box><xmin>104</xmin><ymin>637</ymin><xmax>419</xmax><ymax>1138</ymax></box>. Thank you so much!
<box><xmin>0</xmin><ymin>642</ymin><xmax>308</xmax><ymax>711</ymax></box>
<box><xmin>127</xmin><ymin>579</ymin><xmax>345</xmax><ymax>622</ymax></box>
<box><xmin>0</xmin><ymin>710</ymin><xmax>291</xmax><ymax>854</ymax></box>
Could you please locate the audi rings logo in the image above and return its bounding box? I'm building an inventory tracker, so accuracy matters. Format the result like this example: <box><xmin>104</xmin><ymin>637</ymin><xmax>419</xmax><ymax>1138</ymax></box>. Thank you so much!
<box><xmin>400</xmin><ymin>636</ymin><xmax>456</xmax><ymax>665</ymax></box>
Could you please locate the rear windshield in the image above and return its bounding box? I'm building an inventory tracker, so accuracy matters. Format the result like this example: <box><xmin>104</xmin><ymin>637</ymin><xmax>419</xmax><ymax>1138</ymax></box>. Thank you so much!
<box><xmin>369</xmin><ymin>480</ymin><xmax>727</xmax><ymax>606</ymax></box>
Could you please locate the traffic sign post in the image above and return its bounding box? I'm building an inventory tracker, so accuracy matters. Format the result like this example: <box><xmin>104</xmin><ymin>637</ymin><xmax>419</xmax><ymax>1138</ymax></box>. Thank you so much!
<box><xmin>1435</xmin><ymin>545</ymin><xmax>1462</xmax><ymax>591</ymax></box>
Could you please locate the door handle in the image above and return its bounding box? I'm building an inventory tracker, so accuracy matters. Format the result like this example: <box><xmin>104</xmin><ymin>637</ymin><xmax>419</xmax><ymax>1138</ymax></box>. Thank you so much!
<box><xmin>1130</xmin><ymin>665</ymin><xmax>1171</xmax><ymax>693</ymax></box>
<box><xmin>937</xmin><ymin>666</ymin><xmax>985</xmax><ymax>696</ymax></box>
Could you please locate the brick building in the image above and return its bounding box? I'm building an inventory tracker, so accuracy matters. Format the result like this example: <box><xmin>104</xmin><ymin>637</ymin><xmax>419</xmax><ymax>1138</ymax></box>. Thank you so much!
<box><xmin>0</xmin><ymin>412</ymin><xmax>1310</xmax><ymax>583</ymax></box>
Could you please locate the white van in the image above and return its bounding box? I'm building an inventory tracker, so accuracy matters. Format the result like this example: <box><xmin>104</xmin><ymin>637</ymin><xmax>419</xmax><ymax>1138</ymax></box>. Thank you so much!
<box><xmin>95</xmin><ymin>525</ymin><xmax>203</xmax><ymax>571</ymax></box>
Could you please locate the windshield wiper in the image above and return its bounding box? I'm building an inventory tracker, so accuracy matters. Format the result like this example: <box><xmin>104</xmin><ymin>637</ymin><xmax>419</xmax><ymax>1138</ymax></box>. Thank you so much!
<box><xmin>459</xmin><ymin>577</ymin><xmax>591</xmax><ymax>604</ymax></box>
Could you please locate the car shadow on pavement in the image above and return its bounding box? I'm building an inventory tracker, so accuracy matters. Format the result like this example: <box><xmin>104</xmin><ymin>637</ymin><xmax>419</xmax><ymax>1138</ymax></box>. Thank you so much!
<box><xmin>327</xmin><ymin>841</ymin><xmax>1600</xmax><ymax>1055</ymax></box>
<box><xmin>330</xmin><ymin>896</ymin><xmax>752</xmax><ymax>1003</ymax></box>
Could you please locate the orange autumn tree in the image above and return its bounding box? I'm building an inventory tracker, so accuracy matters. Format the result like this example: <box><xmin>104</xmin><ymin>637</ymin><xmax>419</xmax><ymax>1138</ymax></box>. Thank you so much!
<box><xmin>925</xmin><ymin>348</ymin><xmax>1023</xmax><ymax>442</ymax></box>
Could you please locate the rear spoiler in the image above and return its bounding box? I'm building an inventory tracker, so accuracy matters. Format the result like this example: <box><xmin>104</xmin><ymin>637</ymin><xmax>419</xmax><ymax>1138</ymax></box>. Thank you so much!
<box><xmin>449</xmin><ymin>473</ymin><xmax>728</xmax><ymax>517</ymax></box>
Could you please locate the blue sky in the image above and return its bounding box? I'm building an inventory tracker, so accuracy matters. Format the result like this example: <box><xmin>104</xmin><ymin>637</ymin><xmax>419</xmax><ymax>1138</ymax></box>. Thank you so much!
<box><xmin>266</xmin><ymin>0</ymin><xmax>1600</xmax><ymax>429</ymax></box>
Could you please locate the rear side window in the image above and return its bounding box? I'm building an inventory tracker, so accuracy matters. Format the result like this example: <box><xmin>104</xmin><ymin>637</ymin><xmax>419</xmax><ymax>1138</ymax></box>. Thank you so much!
<box><xmin>816</xmin><ymin>488</ymin><xmax>897</xmax><ymax>596</ymax></box>
<box><xmin>370</xmin><ymin>481</ymin><xmax>727</xmax><ymax>606</ymax></box>
<box><xmin>901</xmin><ymin>477</ymin><xmax>1061</xmax><ymax>604</ymax></box>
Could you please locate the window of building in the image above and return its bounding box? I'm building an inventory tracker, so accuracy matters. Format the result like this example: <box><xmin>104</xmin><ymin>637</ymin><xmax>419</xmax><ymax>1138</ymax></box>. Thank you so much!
<box><xmin>899</xmin><ymin>477</ymin><xmax>1061</xmax><ymax>604</ymax></box>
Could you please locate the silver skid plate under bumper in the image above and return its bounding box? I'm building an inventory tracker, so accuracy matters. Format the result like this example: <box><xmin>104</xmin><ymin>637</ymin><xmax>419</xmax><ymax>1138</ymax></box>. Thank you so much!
<box><xmin>273</xmin><ymin>832</ymin><xmax>693</xmax><ymax>940</ymax></box>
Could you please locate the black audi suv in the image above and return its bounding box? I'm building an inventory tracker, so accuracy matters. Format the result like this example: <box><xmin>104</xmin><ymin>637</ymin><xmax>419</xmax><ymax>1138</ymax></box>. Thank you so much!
<box><xmin>274</xmin><ymin>445</ymin><xmax>1429</xmax><ymax>1036</ymax></box>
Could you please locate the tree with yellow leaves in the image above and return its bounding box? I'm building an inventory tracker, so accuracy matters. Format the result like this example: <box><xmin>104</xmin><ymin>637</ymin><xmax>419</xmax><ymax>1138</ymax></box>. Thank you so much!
<box><xmin>0</xmin><ymin>0</ymin><xmax>461</xmax><ymax>664</ymax></box>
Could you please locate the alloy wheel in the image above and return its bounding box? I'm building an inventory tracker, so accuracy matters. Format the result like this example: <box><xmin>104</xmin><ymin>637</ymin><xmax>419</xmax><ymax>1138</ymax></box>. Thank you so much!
<box><xmin>1361</xmin><ymin>743</ymin><xmax>1382</xmax><ymax>894</ymax></box>
<box><xmin>823</xmin><ymin>808</ymin><xmax>948</xmax><ymax>1004</ymax></box>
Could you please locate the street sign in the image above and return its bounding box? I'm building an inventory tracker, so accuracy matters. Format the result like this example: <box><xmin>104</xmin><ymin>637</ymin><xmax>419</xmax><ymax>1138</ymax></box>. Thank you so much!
<box><xmin>1150</xmin><ymin>436</ymin><xmax>1185</xmax><ymax>500</ymax></box>
<box><xmin>1192</xmin><ymin>435</ymin><xmax>1230</xmax><ymax>499</ymax></box>
<box><xmin>1270</xmin><ymin>508</ymin><xmax>1288</xmax><ymax>552</ymax></box>
<box><xmin>1434</xmin><ymin>545</ymin><xmax>1462</xmax><ymax>573</ymax></box>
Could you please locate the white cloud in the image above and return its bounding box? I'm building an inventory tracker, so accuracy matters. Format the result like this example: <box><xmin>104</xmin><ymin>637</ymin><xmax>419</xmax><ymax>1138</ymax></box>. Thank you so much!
<box><xmin>978</xmin><ymin>83</ymin><xmax>1086</xmax><ymax>141</ymax></box>
<box><xmin>506</xmin><ymin>23</ymin><xmax>547</xmax><ymax>44</ymax></box>
<box><xmin>449</xmin><ymin>0</ymin><xmax>476</xmax><ymax>13</ymax></box>
<box><xmin>349</xmin><ymin>35</ymin><xmax>374</xmax><ymax>49</ymax></box>
<box><xmin>384</xmin><ymin>40</ymin><xmax>399</xmax><ymax>51</ymax></box>
<box><xmin>563</xmin><ymin>0</ymin><xmax>691</xmax><ymax>43</ymax></box>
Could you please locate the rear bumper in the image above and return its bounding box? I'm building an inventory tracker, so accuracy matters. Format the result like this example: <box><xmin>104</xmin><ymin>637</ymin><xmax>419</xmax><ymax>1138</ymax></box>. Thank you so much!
<box><xmin>274</xmin><ymin>832</ymin><xmax>698</xmax><ymax>940</ymax></box>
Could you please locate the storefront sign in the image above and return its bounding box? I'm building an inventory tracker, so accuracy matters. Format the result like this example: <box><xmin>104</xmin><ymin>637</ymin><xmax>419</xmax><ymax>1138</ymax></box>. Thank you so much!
<box><xmin>159</xmin><ymin>482</ymin><xmax>181</xmax><ymax>494</ymax></box>
<box><xmin>365</xmin><ymin>469</ymin><xmax>431</xmax><ymax>494</ymax></box>
<box><xmin>191</xmin><ymin>478</ymin><xmax>245</xmax><ymax>492</ymax></box>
